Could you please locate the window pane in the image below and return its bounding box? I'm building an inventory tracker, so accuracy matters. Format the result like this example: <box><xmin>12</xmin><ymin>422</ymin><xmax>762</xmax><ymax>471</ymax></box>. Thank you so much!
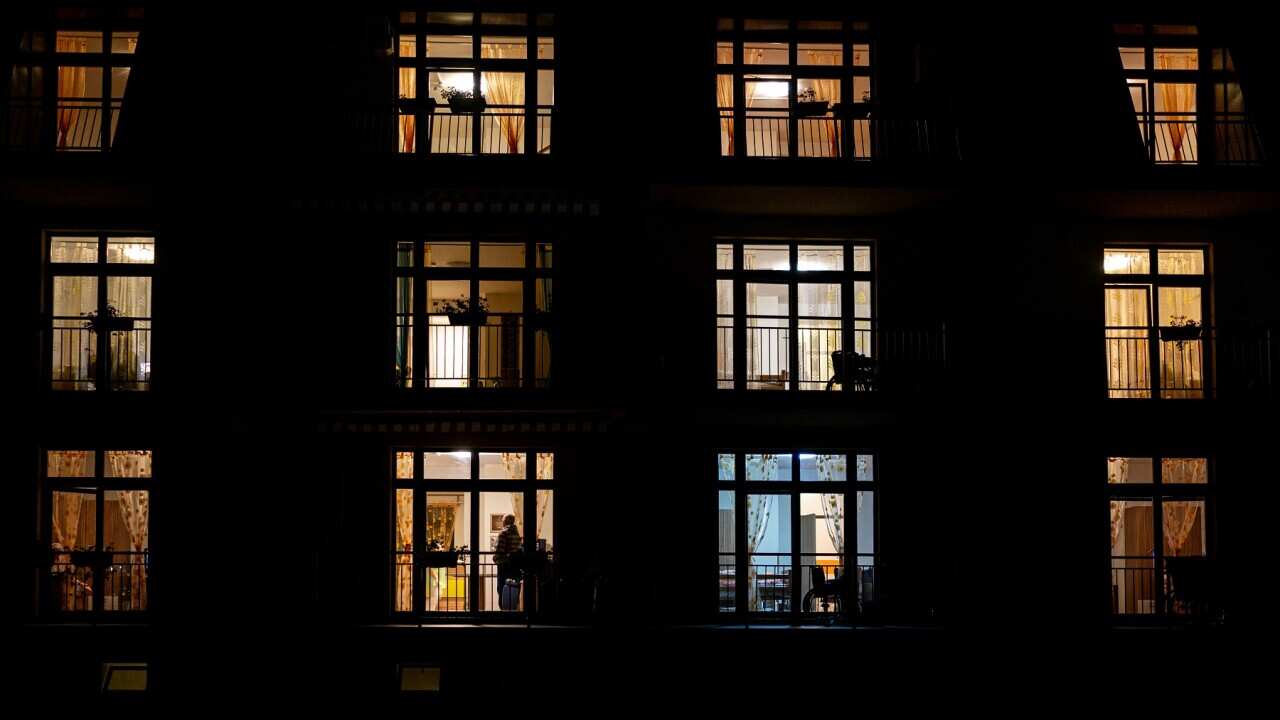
<box><xmin>107</xmin><ymin>276</ymin><xmax>152</xmax><ymax>317</ymax></box>
<box><xmin>1158</xmin><ymin>286</ymin><xmax>1201</xmax><ymax>326</ymax></box>
<box><xmin>427</xmin><ymin>12</ymin><xmax>473</xmax><ymax>25</ymax></box>
<box><xmin>52</xmin><ymin>490</ymin><xmax>96</xmax><ymax>552</ymax></box>
<box><xmin>110</xmin><ymin>67</ymin><xmax>130</xmax><ymax>99</ymax></box>
<box><xmin>1153</xmin><ymin>25</ymin><xmax>1198</xmax><ymax>36</ymax></box>
<box><xmin>743</xmin><ymin>245</ymin><xmax>789</xmax><ymax>271</ymax></box>
<box><xmin>798</xmin><ymin>283</ymin><xmax>840</xmax><ymax>317</ymax></box>
<box><xmin>48</xmin><ymin>450</ymin><xmax>95</xmax><ymax>477</ymax></box>
<box><xmin>481</xmin><ymin>37</ymin><xmax>527</xmax><ymax>59</ymax></box>
<box><xmin>1163</xmin><ymin>458</ymin><xmax>1207</xmax><ymax>484</ymax></box>
<box><xmin>51</xmin><ymin>236</ymin><xmax>99</xmax><ymax>263</ymax></box>
<box><xmin>106</xmin><ymin>236</ymin><xmax>154</xmax><ymax>264</ymax></box>
<box><xmin>1119</xmin><ymin>47</ymin><xmax>1145</xmax><ymax>70</ymax></box>
<box><xmin>746</xmin><ymin>283</ymin><xmax>788</xmax><ymax>317</ymax></box>
<box><xmin>855</xmin><ymin>455</ymin><xmax>873</xmax><ymax>483</ymax></box>
<box><xmin>426</xmin><ymin>491</ymin><xmax>470</xmax><ymax>612</ymax></box>
<box><xmin>1110</xmin><ymin>499</ymin><xmax>1154</xmax><ymax>556</ymax></box>
<box><xmin>716</xmin><ymin>243</ymin><xmax>734</xmax><ymax>270</ymax></box>
<box><xmin>718</xmin><ymin>490</ymin><xmax>735</xmax><ymax>552</ymax></box>
<box><xmin>852</xmin><ymin>246</ymin><xmax>871</xmax><ymax>271</ymax></box>
<box><xmin>56</xmin><ymin>31</ymin><xmax>104</xmax><ymax>53</ymax></box>
<box><xmin>52</xmin><ymin>276</ymin><xmax>97</xmax><ymax>316</ymax></box>
<box><xmin>479</xmin><ymin>280</ymin><xmax>522</xmax><ymax>313</ymax></box>
<box><xmin>481</xmin><ymin>13</ymin><xmax>527</xmax><ymax>26</ymax></box>
<box><xmin>1154</xmin><ymin>48</ymin><xmax>1198</xmax><ymax>70</ymax></box>
<box><xmin>716</xmin><ymin>279</ymin><xmax>733</xmax><ymax>315</ymax></box>
<box><xmin>105</xmin><ymin>450</ymin><xmax>151</xmax><ymax>477</ymax></box>
<box><xmin>429</xmin><ymin>70</ymin><xmax>477</xmax><ymax>101</ymax></box>
<box><xmin>744</xmin><ymin>19</ymin><xmax>788</xmax><ymax>31</ymax></box>
<box><xmin>853</xmin><ymin>44</ymin><xmax>870</xmax><ymax>67</ymax></box>
<box><xmin>394</xmin><ymin>488</ymin><xmax>413</xmax><ymax>611</ymax></box>
<box><xmin>798</xmin><ymin>43</ymin><xmax>841</xmax><ymax>65</ymax></box>
<box><xmin>801</xmin><ymin>492</ymin><xmax>843</xmax><ymax>555</ymax></box>
<box><xmin>426</xmin><ymin>242</ymin><xmax>470</xmax><ymax>267</ymax></box>
<box><xmin>535</xmin><ymin>489</ymin><xmax>554</xmax><ymax>553</ymax></box>
<box><xmin>104</xmin><ymin>489</ymin><xmax>149</xmax><ymax>548</ymax></box>
<box><xmin>110</xmin><ymin>31</ymin><xmax>138</xmax><ymax>54</ymax></box>
<box><xmin>800</xmin><ymin>454</ymin><xmax>847</xmax><ymax>482</ymax></box>
<box><xmin>537</xmin><ymin>37</ymin><xmax>554</xmax><ymax>60</ymax></box>
<box><xmin>716</xmin><ymin>41</ymin><xmax>733</xmax><ymax>64</ymax></box>
<box><xmin>426</xmin><ymin>35</ymin><xmax>471</xmax><ymax>58</ymax></box>
<box><xmin>58</xmin><ymin>66</ymin><xmax>102</xmax><ymax>98</ymax></box>
<box><xmin>852</xmin><ymin>280</ymin><xmax>871</xmax><ymax>318</ymax></box>
<box><xmin>797</xmin><ymin>246</ymin><xmax>842</xmax><ymax>271</ymax></box>
<box><xmin>427</xmin><ymin>279</ymin><xmax>469</xmax><ymax>312</ymax></box>
<box><xmin>1104</xmin><ymin>249</ymin><xmax>1150</xmax><ymax>274</ymax></box>
<box><xmin>746</xmin><ymin>453</ymin><xmax>791</xmax><ymax>481</ymax></box>
<box><xmin>747</xmin><ymin>494</ymin><xmax>790</xmax><ymax>612</ymax></box>
<box><xmin>1108</xmin><ymin>457</ymin><xmax>1153</xmax><ymax>484</ymax></box>
<box><xmin>718</xmin><ymin>454</ymin><xmax>735</xmax><ymax>481</ymax></box>
<box><xmin>1157</xmin><ymin>249</ymin><xmax>1205</xmax><ymax>275</ymax></box>
<box><xmin>396</xmin><ymin>451</ymin><xmax>414</xmax><ymax>479</ymax></box>
<box><xmin>743</xmin><ymin>41</ymin><xmax>789</xmax><ymax>65</ymax></box>
<box><xmin>423</xmin><ymin>451</ymin><xmax>471</xmax><ymax>479</ymax></box>
<box><xmin>479</xmin><ymin>452</ymin><xmax>525</xmax><ymax>479</ymax></box>
<box><xmin>480</xmin><ymin>491</ymin><xmax>522</xmax><ymax>611</ymax></box>
<box><xmin>536</xmin><ymin>452</ymin><xmax>554</xmax><ymax>480</ymax></box>
<box><xmin>856</xmin><ymin>491</ymin><xmax>874</xmax><ymax>555</ymax></box>
<box><xmin>479</xmin><ymin>242</ymin><xmax>525</xmax><ymax>268</ymax></box>
<box><xmin>1163</xmin><ymin>500</ymin><xmax>1206</xmax><ymax>556</ymax></box>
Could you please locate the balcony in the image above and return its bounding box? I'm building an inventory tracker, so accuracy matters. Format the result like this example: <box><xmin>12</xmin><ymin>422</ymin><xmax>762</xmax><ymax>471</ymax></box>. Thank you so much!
<box><xmin>719</xmin><ymin>554</ymin><xmax>877</xmax><ymax>617</ymax></box>
<box><xmin>333</xmin><ymin>105</ymin><xmax>552</xmax><ymax>155</ymax></box>
<box><xmin>1104</xmin><ymin>326</ymin><xmax>1273</xmax><ymax>399</ymax></box>
<box><xmin>1111</xmin><ymin>556</ymin><xmax>1219</xmax><ymax>620</ymax></box>
<box><xmin>719</xmin><ymin>110</ymin><xmax>962</xmax><ymax>162</ymax></box>
<box><xmin>3</xmin><ymin>100</ymin><xmax>123</xmax><ymax>151</ymax></box>
<box><xmin>1139</xmin><ymin>113</ymin><xmax>1264</xmax><ymax>166</ymax></box>
<box><xmin>718</xmin><ymin>325</ymin><xmax>948</xmax><ymax>393</ymax></box>
<box><xmin>50</xmin><ymin>325</ymin><xmax>152</xmax><ymax>391</ymax></box>
<box><xmin>46</xmin><ymin>550</ymin><xmax>149</xmax><ymax>613</ymax></box>
<box><xmin>394</xmin><ymin>550</ymin><xmax>556</xmax><ymax>616</ymax></box>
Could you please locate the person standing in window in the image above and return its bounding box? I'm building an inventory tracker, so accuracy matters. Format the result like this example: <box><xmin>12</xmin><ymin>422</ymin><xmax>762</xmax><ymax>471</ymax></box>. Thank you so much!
<box><xmin>494</xmin><ymin>514</ymin><xmax>522</xmax><ymax>610</ymax></box>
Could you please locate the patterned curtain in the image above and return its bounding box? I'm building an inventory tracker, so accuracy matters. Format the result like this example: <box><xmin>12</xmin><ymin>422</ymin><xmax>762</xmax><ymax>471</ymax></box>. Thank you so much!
<box><xmin>745</xmin><ymin>453</ymin><xmax>778</xmax><ymax>610</ymax></box>
<box><xmin>815</xmin><ymin>455</ymin><xmax>845</xmax><ymax>554</ymax></box>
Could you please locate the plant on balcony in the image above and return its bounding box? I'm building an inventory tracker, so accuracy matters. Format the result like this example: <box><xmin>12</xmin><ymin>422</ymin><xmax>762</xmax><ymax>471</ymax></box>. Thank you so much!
<box><xmin>82</xmin><ymin>304</ymin><xmax>133</xmax><ymax>333</ymax></box>
<box><xmin>794</xmin><ymin>88</ymin><xmax>830</xmax><ymax>117</ymax></box>
<box><xmin>1161</xmin><ymin>316</ymin><xmax>1202</xmax><ymax>347</ymax></box>
<box><xmin>440</xmin><ymin>87</ymin><xmax>487</xmax><ymax>113</ymax></box>
<box><xmin>439</xmin><ymin>296</ymin><xmax>490</xmax><ymax>326</ymax></box>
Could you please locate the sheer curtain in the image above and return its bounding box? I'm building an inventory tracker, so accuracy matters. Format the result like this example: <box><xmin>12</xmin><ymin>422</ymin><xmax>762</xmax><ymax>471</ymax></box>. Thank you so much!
<box><xmin>398</xmin><ymin>43</ymin><xmax>416</xmax><ymax>153</ymax></box>
<box><xmin>56</xmin><ymin>37</ymin><xmax>90</xmax><ymax>148</ymax></box>
<box><xmin>805</xmin><ymin>49</ymin><xmax>841</xmax><ymax>157</ymax></box>
<box><xmin>481</xmin><ymin>44</ymin><xmax>526</xmax><ymax>154</ymax></box>
<box><xmin>1155</xmin><ymin>52</ymin><xmax>1197</xmax><ymax>162</ymax></box>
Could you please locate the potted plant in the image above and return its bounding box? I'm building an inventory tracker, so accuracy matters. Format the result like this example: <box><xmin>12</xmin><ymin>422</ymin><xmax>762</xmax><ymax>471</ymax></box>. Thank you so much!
<box><xmin>398</xmin><ymin>95</ymin><xmax>436</xmax><ymax>113</ymax></box>
<box><xmin>794</xmin><ymin>87</ymin><xmax>830</xmax><ymax>117</ymax></box>
<box><xmin>440</xmin><ymin>87</ymin><xmax>487</xmax><ymax>113</ymax></box>
<box><xmin>439</xmin><ymin>296</ymin><xmax>489</xmax><ymax>326</ymax></box>
<box><xmin>83</xmin><ymin>304</ymin><xmax>133</xmax><ymax>333</ymax></box>
<box><xmin>1160</xmin><ymin>316</ymin><xmax>1203</xmax><ymax>346</ymax></box>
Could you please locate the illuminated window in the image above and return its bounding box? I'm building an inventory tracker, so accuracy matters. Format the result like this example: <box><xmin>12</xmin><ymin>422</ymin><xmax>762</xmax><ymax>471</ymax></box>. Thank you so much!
<box><xmin>5</xmin><ymin>9</ymin><xmax>141</xmax><ymax>150</ymax></box>
<box><xmin>716</xmin><ymin>240</ymin><xmax>872</xmax><ymax>391</ymax></box>
<box><xmin>396</xmin><ymin>9</ymin><xmax>554</xmax><ymax>154</ymax></box>
<box><xmin>1107</xmin><ymin>456</ymin><xmax>1212</xmax><ymax>616</ymax></box>
<box><xmin>1103</xmin><ymin>246</ymin><xmax>1210</xmax><ymax>399</ymax></box>
<box><xmin>718</xmin><ymin>452</ymin><xmax>875</xmax><ymax>615</ymax></box>
<box><xmin>47</xmin><ymin>233</ymin><xmax>155</xmax><ymax>391</ymax></box>
<box><xmin>716</xmin><ymin>17</ymin><xmax>872</xmax><ymax>158</ymax></box>
<box><xmin>45</xmin><ymin>450</ymin><xmax>152</xmax><ymax>614</ymax></box>
<box><xmin>395</xmin><ymin>239</ymin><xmax>551</xmax><ymax>389</ymax></box>
<box><xmin>393</xmin><ymin>450</ymin><xmax>555</xmax><ymax>615</ymax></box>
<box><xmin>1114</xmin><ymin>23</ymin><xmax>1261</xmax><ymax>165</ymax></box>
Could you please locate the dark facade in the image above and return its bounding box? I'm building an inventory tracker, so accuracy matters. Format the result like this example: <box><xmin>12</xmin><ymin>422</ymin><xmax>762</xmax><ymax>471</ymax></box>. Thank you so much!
<box><xmin>6</xmin><ymin>2</ymin><xmax>1275</xmax><ymax>705</ymax></box>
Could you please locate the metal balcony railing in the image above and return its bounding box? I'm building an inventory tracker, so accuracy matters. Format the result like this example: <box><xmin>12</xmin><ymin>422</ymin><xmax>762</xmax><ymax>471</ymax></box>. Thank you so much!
<box><xmin>720</xmin><ymin>110</ymin><xmax>962</xmax><ymax>162</ymax></box>
<box><xmin>50</xmin><ymin>325</ymin><xmax>152</xmax><ymax>391</ymax></box>
<box><xmin>48</xmin><ymin>550</ymin><xmax>149</xmax><ymax>612</ymax></box>
<box><xmin>1139</xmin><ymin>113</ymin><xmax>1264</xmax><ymax>166</ymax></box>
<box><xmin>720</xmin><ymin>553</ymin><xmax>877</xmax><ymax>617</ymax></box>
<box><xmin>393</xmin><ymin>549</ymin><xmax>556</xmax><ymax>616</ymax></box>
<box><xmin>3</xmin><ymin>100</ymin><xmax>121</xmax><ymax>151</ymax></box>
<box><xmin>1105</xmin><ymin>326</ymin><xmax>1273</xmax><ymax>399</ymax></box>
<box><xmin>1111</xmin><ymin>556</ymin><xmax>1219</xmax><ymax>619</ymax></box>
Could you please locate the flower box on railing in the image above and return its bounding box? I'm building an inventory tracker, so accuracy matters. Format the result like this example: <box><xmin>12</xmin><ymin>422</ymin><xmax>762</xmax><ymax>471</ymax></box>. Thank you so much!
<box><xmin>1160</xmin><ymin>325</ymin><xmax>1203</xmax><ymax>342</ymax></box>
<box><xmin>446</xmin><ymin>95</ymin><xmax>487</xmax><ymax>114</ymax></box>
<box><xmin>446</xmin><ymin>311</ymin><xmax>488</xmax><ymax>326</ymax></box>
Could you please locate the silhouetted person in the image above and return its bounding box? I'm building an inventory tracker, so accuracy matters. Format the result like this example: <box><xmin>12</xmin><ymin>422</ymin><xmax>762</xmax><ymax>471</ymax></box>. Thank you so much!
<box><xmin>494</xmin><ymin>514</ymin><xmax>522</xmax><ymax>610</ymax></box>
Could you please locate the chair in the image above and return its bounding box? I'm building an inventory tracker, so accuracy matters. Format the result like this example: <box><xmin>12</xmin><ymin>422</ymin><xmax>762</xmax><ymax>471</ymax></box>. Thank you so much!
<box><xmin>803</xmin><ymin>565</ymin><xmax>844</xmax><ymax>616</ymax></box>
<box><xmin>827</xmin><ymin>350</ymin><xmax>877</xmax><ymax>391</ymax></box>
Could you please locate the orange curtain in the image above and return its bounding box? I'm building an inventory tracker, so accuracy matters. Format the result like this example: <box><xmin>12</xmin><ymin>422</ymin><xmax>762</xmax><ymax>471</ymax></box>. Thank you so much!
<box><xmin>482</xmin><ymin>43</ymin><xmax>526</xmax><ymax>154</ymax></box>
<box><xmin>1162</xmin><ymin>502</ymin><xmax>1201</xmax><ymax>556</ymax></box>
<box><xmin>56</xmin><ymin>37</ymin><xmax>90</xmax><ymax>148</ymax></box>
<box><xmin>1155</xmin><ymin>54</ymin><xmax>1196</xmax><ymax>161</ymax></box>
<box><xmin>717</xmin><ymin>75</ymin><xmax>734</xmax><ymax>154</ymax></box>
<box><xmin>806</xmin><ymin>50</ymin><xmax>841</xmax><ymax>157</ymax></box>
<box><xmin>398</xmin><ymin>42</ymin><xmax>416</xmax><ymax>153</ymax></box>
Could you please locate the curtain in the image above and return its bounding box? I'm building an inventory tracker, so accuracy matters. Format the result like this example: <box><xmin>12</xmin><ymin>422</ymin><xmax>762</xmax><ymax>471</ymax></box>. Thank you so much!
<box><xmin>398</xmin><ymin>42</ymin><xmax>416</xmax><ymax>153</ymax></box>
<box><xmin>55</xmin><ymin>35</ymin><xmax>96</xmax><ymax>148</ymax></box>
<box><xmin>805</xmin><ymin>49</ymin><xmax>841</xmax><ymax>157</ymax></box>
<box><xmin>745</xmin><ymin>454</ymin><xmax>778</xmax><ymax>610</ymax></box>
<box><xmin>50</xmin><ymin>451</ymin><xmax>93</xmax><ymax>549</ymax></box>
<box><xmin>481</xmin><ymin>44</ymin><xmax>526</xmax><ymax>154</ymax></box>
<box><xmin>1104</xmin><ymin>286</ymin><xmax>1152</xmax><ymax>397</ymax></box>
<box><xmin>395</xmin><ymin>489</ymin><xmax>413</xmax><ymax>611</ymax></box>
<box><xmin>815</xmin><ymin>455</ymin><xmax>845</xmax><ymax>555</ymax></box>
<box><xmin>717</xmin><ymin>74</ymin><xmax>735</xmax><ymax>154</ymax></box>
<box><xmin>1163</xmin><ymin>502</ymin><xmax>1201</xmax><ymax>556</ymax></box>
<box><xmin>1155</xmin><ymin>53</ymin><xmax>1196</xmax><ymax>162</ymax></box>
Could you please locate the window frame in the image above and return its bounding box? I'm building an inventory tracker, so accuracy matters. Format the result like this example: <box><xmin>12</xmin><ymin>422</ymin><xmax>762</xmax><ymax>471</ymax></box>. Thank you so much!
<box><xmin>716</xmin><ymin>450</ymin><xmax>877</xmax><ymax>617</ymax></box>
<box><xmin>41</xmin><ymin>448</ymin><xmax>153</xmax><ymax>617</ymax></box>
<box><xmin>45</xmin><ymin>231</ymin><xmax>156</xmax><ymax>391</ymax></box>
<box><xmin>391</xmin><ymin>448</ymin><xmax>556</xmax><ymax>617</ymax></box>
<box><xmin>1103</xmin><ymin>244</ymin><xmax>1212</xmax><ymax>399</ymax></box>
<box><xmin>1105</xmin><ymin>454</ymin><xmax>1214</xmax><ymax>617</ymax></box>
<box><xmin>715</xmin><ymin>238</ymin><xmax>874</xmax><ymax>391</ymax></box>
<box><xmin>395</xmin><ymin>8</ymin><xmax>555</xmax><ymax>155</ymax></box>
<box><xmin>394</xmin><ymin>237</ymin><xmax>552</xmax><ymax>389</ymax></box>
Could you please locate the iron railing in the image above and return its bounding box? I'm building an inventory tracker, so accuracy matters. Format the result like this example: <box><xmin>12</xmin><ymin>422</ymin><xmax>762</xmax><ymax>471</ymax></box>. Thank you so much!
<box><xmin>336</xmin><ymin>105</ymin><xmax>552</xmax><ymax>154</ymax></box>
<box><xmin>48</xmin><ymin>550</ymin><xmax>149</xmax><ymax>612</ymax></box>
<box><xmin>720</xmin><ymin>111</ymin><xmax>962</xmax><ymax>162</ymax></box>
<box><xmin>50</xmin><ymin>325</ymin><xmax>152</xmax><ymax>391</ymax></box>
<box><xmin>1105</xmin><ymin>326</ymin><xmax>1273</xmax><ymax>399</ymax></box>
<box><xmin>720</xmin><ymin>553</ymin><xmax>877</xmax><ymax>617</ymax></box>
<box><xmin>1111</xmin><ymin>556</ymin><xmax>1218</xmax><ymax>618</ymax></box>
<box><xmin>1139</xmin><ymin>114</ymin><xmax>1264</xmax><ymax>166</ymax></box>
<box><xmin>418</xmin><ymin>314</ymin><xmax>550</xmax><ymax>389</ymax></box>
<box><xmin>3</xmin><ymin>100</ymin><xmax>121</xmax><ymax>151</ymax></box>
<box><xmin>393</xmin><ymin>550</ymin><xmax>556</xmax><ymax>616</ymax></box>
